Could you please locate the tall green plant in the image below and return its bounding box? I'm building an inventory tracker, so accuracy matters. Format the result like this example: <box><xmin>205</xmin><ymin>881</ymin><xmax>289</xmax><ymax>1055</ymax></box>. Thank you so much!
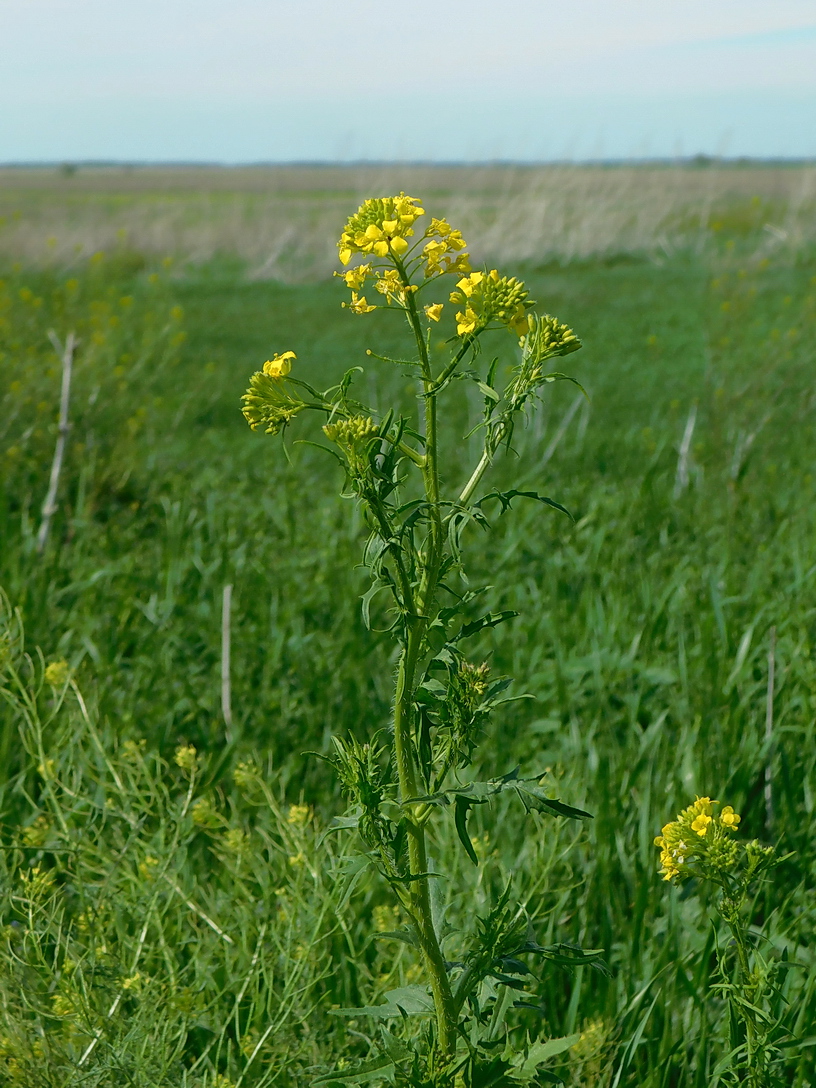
<box><xmin>242</xmin><ymin>193</ymin><xmax>603</xmax><ymax>1085</ymax></box>
<box><xmin>655</xmin><ymin>798</ymin><xmax>799</xmax><ymax>1086</ymax></box>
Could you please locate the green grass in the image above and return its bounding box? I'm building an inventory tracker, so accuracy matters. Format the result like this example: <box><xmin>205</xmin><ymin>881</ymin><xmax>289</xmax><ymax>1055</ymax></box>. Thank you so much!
<box><xmin>1</xmin><ymin>227</ymin><xmax>815</xmax><ymax>1084</ymax></box>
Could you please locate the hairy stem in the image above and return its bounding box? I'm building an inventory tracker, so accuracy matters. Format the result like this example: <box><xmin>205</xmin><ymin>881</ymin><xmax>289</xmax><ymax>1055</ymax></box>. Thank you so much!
<box><xmin>388</xmin><ymin>255</ymin><xmax>457</xmax><ymax>1056</ymax></box>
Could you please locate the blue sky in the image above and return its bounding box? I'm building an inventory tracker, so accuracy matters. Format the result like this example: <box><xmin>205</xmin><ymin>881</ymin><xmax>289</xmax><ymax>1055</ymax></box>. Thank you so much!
<box><xmin>1</xmin><ymin>0</ymin><xmax>815</xmax><ymax>162</ymax></box>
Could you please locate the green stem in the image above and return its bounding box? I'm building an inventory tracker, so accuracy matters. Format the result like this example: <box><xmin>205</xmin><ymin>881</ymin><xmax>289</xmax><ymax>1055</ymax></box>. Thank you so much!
<box><xmin>726</xmin><ymin>916</ymin><xmax>763</xmax><ymax>1085</ymax></box>
<box><xmin>388</xmin><ymin>255</ymin><xmax>457</xmax><ymax>1057</ymax></box>
<box><xmin>458</xmin><ymin>448</ymin><xmax>492</xmax><ymax>507</ymax></box>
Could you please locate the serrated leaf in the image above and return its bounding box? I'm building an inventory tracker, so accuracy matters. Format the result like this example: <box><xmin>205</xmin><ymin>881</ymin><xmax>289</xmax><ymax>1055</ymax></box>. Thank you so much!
<box><xmin>516</xmin><ymin>785</ymin><xmax>593</xmax><ymax>821</ymax></box>
<box><xmin>374</xmin><ymin>927</ymin><xmax>419</xmax><ymax>948</ymax></box>
<box><xmin>312</xmin><ymin>1055</ymin><xmax>395</xmax><ymax>1085</ymax></box>
<box><xmin>459</xmin><ymin>611</ymin><xmax>519</xmax><ymax>640</ymax></box>
<box><xmin>332</xmin><ymin>985</ymin><xmax>434</xmax><ymax>1019</ymax></box>
<box><xmin>476</xmin><ymin>490</ymin><xmax>572</xmax><ymax>521</ymax></box>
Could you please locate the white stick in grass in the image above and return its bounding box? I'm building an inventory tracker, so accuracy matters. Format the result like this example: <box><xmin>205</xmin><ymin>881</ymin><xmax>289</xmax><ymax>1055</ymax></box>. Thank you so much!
<box><xmin>540</xmin><ymin>392</ymin><xmax>584</xmax><ymax>469</ymax></box>
<box><xmin>673</xmin><ymin>403</ymin><xmax>697</xmax><ymax>500</ymax></box>
<box><xmin>36</xmin><ymin>331</ymin><xmax>77</xmax><ymax>553</ymax></box>
<box><xmin>765</xmin><ymin>626</ymin><xmax>776</xmax><ymax>833</ymax></box>
<box><xmin>221</xmin><ymin>583</ymin><xmax>234</xmax><ymax>732</ymax></box>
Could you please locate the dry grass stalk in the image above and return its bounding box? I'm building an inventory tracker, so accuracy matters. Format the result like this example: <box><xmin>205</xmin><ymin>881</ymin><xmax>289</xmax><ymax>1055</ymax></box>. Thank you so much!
<box><xmin>2</xmin><ymin>163</ymin><xmax>815</xmax><ymax>280</ymax></box>
<box><xmin>36</xmin><ymin>330</ymin><xmax>76</xmax><ymax>553</ymax></box>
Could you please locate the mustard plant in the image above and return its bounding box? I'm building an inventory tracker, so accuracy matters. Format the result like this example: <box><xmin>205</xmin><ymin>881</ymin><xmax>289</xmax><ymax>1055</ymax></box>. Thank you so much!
<box><xmin>655</xmin><ymin>798</ymin><xmax>798</xmax><ymax>1087</ymax></box>
<box><xmin>243</xmin><ymin>194</ymin><xmax>603</xmax><ymax>1085</ymax></box>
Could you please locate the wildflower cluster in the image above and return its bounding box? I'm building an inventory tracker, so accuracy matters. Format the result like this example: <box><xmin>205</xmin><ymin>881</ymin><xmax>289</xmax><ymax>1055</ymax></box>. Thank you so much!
<box><xmin>422</xmin><ymin>217</ymin><xmax>470</xmax><ymax>277</ymax></box>
<box><xmin>335</xmin><ymin>198</ymin><xmax>473</xmax><ymax>318</ymax></box>
<box><xmin>44</xmin><ymin>660</ymin><xmax>70</xmax><ymax>688</ymax></box>
<box><xmin>449</xmin><ymin>269</ymin><xmax>533</xmax><ymax>336</ymax></box>
<box><xmin>655</xmin><ymin>796</ymin><xmax>741</xmax><ymax>881</ymax></box>
<box><xmin>241</xmin><ymin>360</ymin><xmax>306</xmax><ymax>435</ymax></box>
<box><xmin>338</xmin><ymin>193</ymin><xmax>425</xmax><ymax>265</ymax></box>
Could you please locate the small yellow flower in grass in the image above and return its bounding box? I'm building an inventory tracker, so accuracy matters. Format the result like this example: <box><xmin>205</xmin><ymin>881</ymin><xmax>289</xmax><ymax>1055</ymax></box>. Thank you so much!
<box><xmin>191</xmin><ymin>796</ymin><xmax>221</xmax><ymax>828</ymax></box>
<box><xmin>22</xmin><ymin>816</ymin><xmax>51</xmax><ymax>848</ymax></box>
<box><xmin>721</xmin><ymin>805</ymin><xmax>741</xmax><ymax>829</ymax></box>
<box><xmin>122</xmin><ymin>738</ymin><xmax>146</xmax><ymax>759</ymax></box>
<box><xmin>44</xmin><ymin>660</ymin><xmax>69</xmax><ymax>688</ymax></box>
<box><xmin>287</xmin><ymin>803</ymin><xmax>311</xmax><ymax>827</ymax></box>
<box><xmin>424</xmin><ymin>303</ymin><xmax>444</xmax><ymax>322</ymax></box>
<box><xmin>174</xmin><ymin>744</ymin><xmax>198</xmax><ymax>774</ymax></box>
<box><xmin>138</xmin><ymin>855</ymin><xmax>159</xmax><ymax>880</ymax></box>
<box><xmin>223</xmin><ymin>827</ymin><xmax>250</xmax><ymax>855</ymax></box>
<box><xmin>262</xmin><ymin>351</ymin><xmax>295</xmax><ymax>378</ymax></box>
<box><xmin>52</xmin><ymin>992</ymin><xmax>75</xmax><ymax>1017</ymax></box>
<box><xmin>233</xmin><ymin>760</ymin><xmax>257</xmax><ymax>790</ymax></box>
<box><xmin>373</xmin><ymin>903</ymin><xmax>400</xmax><ymax>932</ymax></box>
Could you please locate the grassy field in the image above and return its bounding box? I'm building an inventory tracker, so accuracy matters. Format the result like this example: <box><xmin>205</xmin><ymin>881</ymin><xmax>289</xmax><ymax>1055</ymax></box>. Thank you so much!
<box><xmin>2</xmin><ymin>161</ymin><xmax>816</xmax><ymax>278</ymax></box>
<box><xmin>1</xmin><ymin>166</ymin><xmax>815</xmax><ymax>1085</ymax></box>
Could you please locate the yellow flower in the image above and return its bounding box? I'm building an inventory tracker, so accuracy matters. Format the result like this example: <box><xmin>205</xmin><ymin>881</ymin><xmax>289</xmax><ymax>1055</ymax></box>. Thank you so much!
<box><xmin>720</xmin><ymin>805</ymin><xmax>741</xmax><ymax>829</ymax></box>
<box><xmin>174</xmin><ymin>744</ymin><xmax>198</xmax><ymax>774</ymax></box>
<box><xmin>44</xmin><ymin>660</ymin><xmax>69</xmax><ymax>688</ymax></box>
<box><xmin>287</xmin><ymin>803</ymin><xmax>311</xmax><ymax>827</ymax></box>
<box><xmin>262</xmin><ymin>351</ymin><xmax>295</xmax><ymax>378</ymax></box>
<box><xmin>691</xmin><ymin>813</ymin><xmax>712</xmax><ymax>836</ymax></box>
<box><xmin>453</xmin><ymin>271</ymin><xmax>483</xmax><ymax>298</ymax></box>
<box><xmin>338</xmin><ymin>264</ymin><xmax>371</xmax><ymax>291</ymax></box>
<box><xmin>424</xmin><ymin>303</ymin><xmax>443</xmax><ymax>322</ymax></box>
<box><xmin>344</xmin><ymin>292</ymin><xmax>377</xmax><ymax>315</ymax></box>
<box><xmin>456</xmin><ymin>307</ymin><xmax>479</xmax><ymax>336</ymax></box>
<box><xmin>426</xmin><ymin>217</ymin><xmax>453</xmax><ymax>237</ymax></box>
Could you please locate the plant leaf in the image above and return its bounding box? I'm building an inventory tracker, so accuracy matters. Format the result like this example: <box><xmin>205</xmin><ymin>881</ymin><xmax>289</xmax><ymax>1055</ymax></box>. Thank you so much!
<box><xmin>455</xmin><ymin>795</ymin><xmax>484</xmax><ymax>865</ymax></box>
<box><xmin>331</xmin><ymin>985</ymin><xmax>434</xmax><ymax>1019</ymax></box>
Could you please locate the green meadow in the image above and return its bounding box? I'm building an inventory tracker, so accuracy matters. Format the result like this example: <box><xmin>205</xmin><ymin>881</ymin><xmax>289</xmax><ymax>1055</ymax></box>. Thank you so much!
<box><xmin>1</xmin><ymin>166</ymin><xmax>815</xmax><ymax>1085</ymax></box>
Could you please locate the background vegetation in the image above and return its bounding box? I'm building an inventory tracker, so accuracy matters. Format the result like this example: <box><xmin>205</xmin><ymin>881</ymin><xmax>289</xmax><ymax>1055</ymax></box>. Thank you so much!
<box><xmin>1</xmin><ymin>164</ymin><xmax>815</xmax><ymax>1085</ymax></box>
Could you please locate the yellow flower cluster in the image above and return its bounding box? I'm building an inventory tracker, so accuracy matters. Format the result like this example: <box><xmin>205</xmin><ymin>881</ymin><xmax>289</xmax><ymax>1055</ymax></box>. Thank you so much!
<box><xmin>460</xmin><ymin>659</ymin><xmax>490</xmax><ymax>701</ymax></box>
<box><xmin>174</xmin><ymin>744</ymin><xmax>199</xmax><ymax>774</ymax></box>
<box><xmin>375</xmin><ymin>268</ymin><xmax>418</xmax><ymax>305</ymax></box>
<box><xmin>423</xmin><ymin>218</ymin><xmax>470</xmax><ymax>277</ymax></box>
<box><xmin>336</xmin><ymin>261</ymin><xmax>419</xmax><ymax>314</ymax></box>
<box><xmin>449</xmin><ymin>270</ymin><xmax>532</xmax><ymax>337</ymax></box>
<box><xmin>287</xmin><ymin>803</ymin><xmax>311</xmax><ymax>827</ymax></box>
<box><xmin>324</xmin><ymin>415</ymin><xmax>379</xmax><ymax>476</ymax></box>
<box><xmin>521</xmin><ymin>313</ymin><xmax>582</xmax><ymax>359</ymax></box>
<box><xmin>242</xmin><ymin>364</ymin><xmax>306</xmax><ymax>435</ymax></box>
<box><xmin>655</xmin><ymin>797</ymin><xmax>741</xmax><ymax>881</ymax></box>
<box><xmin>44</xmin><ymin>660</ymin><xmax>70</xmax><ymax>688</ymax></box>
<box><xmin>338</xmin><ymin>193</ymin><xmax>425</xmax><ymax>265</ymax></box>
